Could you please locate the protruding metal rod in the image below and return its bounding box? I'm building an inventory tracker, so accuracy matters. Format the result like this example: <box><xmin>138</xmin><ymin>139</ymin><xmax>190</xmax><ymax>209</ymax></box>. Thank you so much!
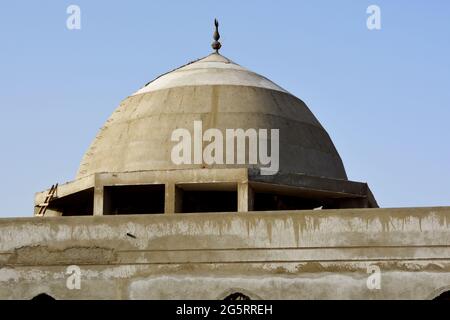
<box><xmin>211</xmin><ymin>18</ymin><xmax>222</xmax><ymax>53</ymax></box>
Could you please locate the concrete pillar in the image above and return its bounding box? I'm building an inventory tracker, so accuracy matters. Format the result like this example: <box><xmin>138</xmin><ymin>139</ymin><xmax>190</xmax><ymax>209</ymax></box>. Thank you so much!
<box><xmin>93</xmin><ymin>185</ymin><xmax>104</xmax><ymax>216</ymax></box>
<box><xmin>175</xmin><ymin>186</ymin><xmax>183</xmax><ymax>213</ymax></box>
<box><xmin>165</xmin><ymin>183</ymin><xmax>175</xmax><ymax>214</ymax></box>
<box><xmin>238</xmin><ymin>182</ymin><xmax>254</xmax><ymax>212</ymax></box>
<box><xmin>165</xmin><ymin>183</ymin><xmax>184</xmax><ymax>214</ymax></box>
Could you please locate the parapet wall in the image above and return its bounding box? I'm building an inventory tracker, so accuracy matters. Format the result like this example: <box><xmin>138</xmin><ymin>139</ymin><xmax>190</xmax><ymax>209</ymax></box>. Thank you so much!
<box><xmin>0</xmin><ymin>207</ymin><xmax>449</xmax><ymax>299</ymax></box>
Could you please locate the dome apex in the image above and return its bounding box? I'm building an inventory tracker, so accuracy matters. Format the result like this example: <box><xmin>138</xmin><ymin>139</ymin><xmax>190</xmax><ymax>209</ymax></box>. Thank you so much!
<box><xmin>132</xmin><ymin>53</ymin><xmax>287</xmax><ymax>96</ymax></box>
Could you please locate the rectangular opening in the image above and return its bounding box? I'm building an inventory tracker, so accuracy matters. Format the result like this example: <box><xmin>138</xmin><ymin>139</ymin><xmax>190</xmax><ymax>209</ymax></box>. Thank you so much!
<box><xmin>253</xmin><ymin>192</ymin><xmax>324</xmax><ymax>211</ymax></box>
<box><xmin>104</xmin><ymin>184</ymin><xmax>165</xmax><ymax>215</ymax></box>
<box><xmin>176</xmin><ymin>183</ymin><xmax>237</xmax><ymax>213</ymax></box>
<box><xmin>52</xmin><ymin>188</ymin><xmax>94</xmax><ymax>216</ymax></box>
<box><xmin>181</xmin><ymin>191</ymin><xmax>237</xmax><ymax>213</ymax></box>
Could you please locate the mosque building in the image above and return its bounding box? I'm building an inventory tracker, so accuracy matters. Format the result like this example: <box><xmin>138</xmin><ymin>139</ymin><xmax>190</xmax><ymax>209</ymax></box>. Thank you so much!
<box><xmin>0</xmin><ymin>21</ymin><xmax>448</xmax><ymax>300</ymax></box>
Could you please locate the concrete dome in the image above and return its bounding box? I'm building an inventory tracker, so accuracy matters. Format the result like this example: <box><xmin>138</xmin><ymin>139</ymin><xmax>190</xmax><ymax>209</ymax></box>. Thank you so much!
<box><xmin>77</xmin><ymin>53</ymin><xmax>347</xmax><ymax>180</ymax></box>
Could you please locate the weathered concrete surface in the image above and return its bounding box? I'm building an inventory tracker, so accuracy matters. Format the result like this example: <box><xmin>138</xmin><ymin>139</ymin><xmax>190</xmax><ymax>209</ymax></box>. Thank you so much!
<box><xmin>1</xmin><ymin>207</ymin><xmax>449</xmax><ymax>299</ymax></box>
<box><xmin>35</xmin><ymin>168</ymin><xmax>377</xmax><ymax>217</ymax></box>
<box><xmin>133</xmin><ymin>53</ymin><xmax>288</xmax><ymax>95</ymax></box>
<box><xmin>77</xmin><ymin>53</ymin><xmax>347</xmax><ymax>180</ymax></box>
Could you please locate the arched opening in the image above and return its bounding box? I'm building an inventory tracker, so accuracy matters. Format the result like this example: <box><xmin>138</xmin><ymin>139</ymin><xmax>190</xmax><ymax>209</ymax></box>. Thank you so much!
<box><xmin>433</xmin><ymin>290</ymin><xmax>450</xmax><ymax>301</ymax></box>
<box><xmin>31</xmin><ymin>293</ymin><xmax>55</xmax><ymax>301</ymax></box>
<box><xmin>224</xmin><ymin>292</ymin><xmax>251</xmax><ymax>301</ymax></box>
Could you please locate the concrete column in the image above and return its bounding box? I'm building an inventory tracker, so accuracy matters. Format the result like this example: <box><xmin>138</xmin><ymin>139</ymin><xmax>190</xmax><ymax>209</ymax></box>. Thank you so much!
<box><xmin>238</xmin><ymin>182</ymin><xmax>254</xmax><ymax>212</ymax></box>
<box><xmin>175</xmin><ymin>186</ymin><xmax>183</xmax><ymax>213</ymax></box>
<box><xmin>165</xmin><ymin>183</ymin><xmax>174</xmax><ymax>214</ymax></box>
<box><xmin>93</xmin><ymin>185</ymin><xmax>104</xmax><ymax>216</ymax></box>
<box><xmin>165</xmin><ymin>184</ymin><xmax>184</xmax><ymax>214</ymax></box>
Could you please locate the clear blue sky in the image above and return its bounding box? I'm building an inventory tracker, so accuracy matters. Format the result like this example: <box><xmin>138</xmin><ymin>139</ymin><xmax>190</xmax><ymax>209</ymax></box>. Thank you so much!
<box><xmin>0</xmin><ymin>0</ymin><xmax>449</xmax><ymax>217</ymax></box>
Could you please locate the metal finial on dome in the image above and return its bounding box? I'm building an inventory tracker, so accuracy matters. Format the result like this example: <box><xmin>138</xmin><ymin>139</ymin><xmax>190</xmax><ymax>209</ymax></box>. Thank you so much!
<box><xmin>211</xmin><ymin>18</ymin><xmax>222</xmax><ymax>53</ymax></box>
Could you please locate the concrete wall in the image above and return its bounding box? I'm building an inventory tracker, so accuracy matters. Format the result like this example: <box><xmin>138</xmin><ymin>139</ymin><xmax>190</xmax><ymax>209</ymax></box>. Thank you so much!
<box><xmin>1</xmin><ymin>207</ymin><xmax>449</xmax><ymax>300</ymax></box>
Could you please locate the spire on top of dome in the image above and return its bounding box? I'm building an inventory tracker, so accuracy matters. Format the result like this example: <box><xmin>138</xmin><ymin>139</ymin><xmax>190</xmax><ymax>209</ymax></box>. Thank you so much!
<box><xmin>211</xmin><ymin>18</ymin><xmax>222</xmax><ymax>53</ymax></box>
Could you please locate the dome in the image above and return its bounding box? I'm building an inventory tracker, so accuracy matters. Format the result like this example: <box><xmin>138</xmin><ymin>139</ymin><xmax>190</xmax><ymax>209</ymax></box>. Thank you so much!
<box><xmin>77</xmin><ymin>53</ymin><xmax>347</xmax><ymax>180</ymax></box>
